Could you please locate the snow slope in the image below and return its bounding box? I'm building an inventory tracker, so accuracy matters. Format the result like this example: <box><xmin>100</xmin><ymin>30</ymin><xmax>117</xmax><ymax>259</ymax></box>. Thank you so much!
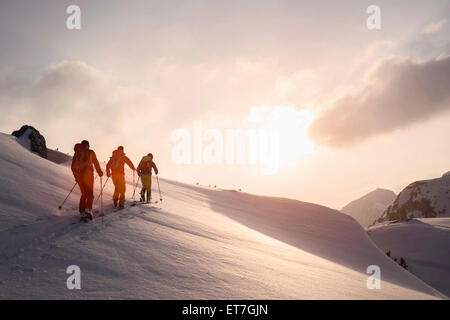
<box><xmin>342</xmin><ymin>189</ymin><xmax>396</xmax><ymax>228</ymax></box>
<box><xmin>368</xmin><ymin>218</ymin><xmax>450</xmax><ymax>297</ymax></box>
<box><xmin>381</xmin><ymin>173</ymin><xmax>450</xmax><ymax>222</ymax></box>
<box><xmin>47</xmin><ymin>149</ymin><xmax>72</xmax><ymax>165</ymax></box>
<box><xmin>0</xmin><ymin>133</ymin><xmax>445</xmax><ymax>299</ymax></box>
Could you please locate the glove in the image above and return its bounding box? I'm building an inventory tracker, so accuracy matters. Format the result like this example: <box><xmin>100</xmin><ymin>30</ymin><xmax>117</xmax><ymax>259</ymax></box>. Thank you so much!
<box><xmin>98</xmin><ymin>171</ymin><xmax>104</xmax><ymax>177</ymax></box>
<box><xmin>106</xmin><ymin>172</ymin><xmax>111</xmax><ymax>178</ymax></box>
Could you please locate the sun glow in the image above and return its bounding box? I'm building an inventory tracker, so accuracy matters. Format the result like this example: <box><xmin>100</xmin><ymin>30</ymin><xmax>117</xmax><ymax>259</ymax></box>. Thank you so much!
<box><xmin>246</xmin><ymin>106</ymin><xmax>316</xmax><ymax>168</ymax></box>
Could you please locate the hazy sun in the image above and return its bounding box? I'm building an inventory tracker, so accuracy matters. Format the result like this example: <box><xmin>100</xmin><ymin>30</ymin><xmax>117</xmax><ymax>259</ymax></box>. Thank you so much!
<box><xmin>246</xmin><ymin>106</ymin><xmax>316</xmax><ymax>168</ymax></box>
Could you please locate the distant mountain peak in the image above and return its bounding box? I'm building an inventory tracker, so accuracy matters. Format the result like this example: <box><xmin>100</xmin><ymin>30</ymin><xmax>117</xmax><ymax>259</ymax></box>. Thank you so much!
<box><xmin>374</xmin><ymin>187</ymin><xmax>394</xmax><ymax>193</ymax></box>
<box><xmin>342</xmin><ymin>188</ymin><xmax>396</xmax><ymax>228</ymax></box>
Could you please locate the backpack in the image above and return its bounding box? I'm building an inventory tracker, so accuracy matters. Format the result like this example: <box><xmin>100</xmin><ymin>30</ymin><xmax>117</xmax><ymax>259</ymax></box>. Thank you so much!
<box><xmin>139</xmin><ymin>160</ymin><xmax>152</xmax><ymax>175</ymax></box>
<box><xmin>72</xmin><ymin>143</ymin><xmax>90</xmax><ymax>174</ymax></box>
<box><xmin>109</xmin><ymin>151</ymin><xmax>124</xmax><ymax>172</ymax></box>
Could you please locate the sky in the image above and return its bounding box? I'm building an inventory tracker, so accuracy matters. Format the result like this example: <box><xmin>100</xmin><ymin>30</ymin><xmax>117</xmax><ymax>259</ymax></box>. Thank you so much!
<box><xmin>0</xmin><ymin>0</ymin><xmax>449</xmax><ymax>209</ymax></box>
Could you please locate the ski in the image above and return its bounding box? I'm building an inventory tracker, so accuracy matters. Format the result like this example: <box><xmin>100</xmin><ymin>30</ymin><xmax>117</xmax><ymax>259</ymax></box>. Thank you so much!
<box><xmin>79</xmin><ymin>215</ymin><xmax>90</xmax><ymax>223</ymax></box>
<box><xmin>130</xmin><ymin>200</ymin><xmax>159</xmax><ymax>206</ymax></box>
<box><xmin>129</xmin><ymin>201</ymin><xmax>162</xmax><ymax>210</ymax></box>
<box><xmin>75</xmin><ymin>200</ymin><xmax>161</xmax><ymax>224</ymax></box>
<box><xmin>72</xmin><ymin>210</ymin><xmax>95</xmax><ymax>224</ymax></box>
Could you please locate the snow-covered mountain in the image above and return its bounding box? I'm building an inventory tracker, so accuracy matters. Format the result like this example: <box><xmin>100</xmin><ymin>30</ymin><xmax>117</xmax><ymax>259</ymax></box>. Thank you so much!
<box><xmin>341</xmin><ymin>189</ymin><xmax>396</xmax><ymax>228</ymax></box>
<box><xmin>368</xmin><ymin>218</ymin><xmax>450</xmax><ymax>297</ymax></box>
<box><xmin>379</xmin><ymin>173</ymin><xmax>450</xmax><ymax>223</ymax></box>
<box><xmin>0</xmin><ymin>132</ymin><xmax>445</xmax><ymax>299</ymax></box>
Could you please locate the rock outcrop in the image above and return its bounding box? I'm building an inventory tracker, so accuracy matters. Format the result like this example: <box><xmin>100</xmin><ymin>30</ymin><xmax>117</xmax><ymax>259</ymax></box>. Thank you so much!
<box><xmin>12</xmin><ymin>125</ymin><xmax>48</xmax><ymax>159</ymax></box>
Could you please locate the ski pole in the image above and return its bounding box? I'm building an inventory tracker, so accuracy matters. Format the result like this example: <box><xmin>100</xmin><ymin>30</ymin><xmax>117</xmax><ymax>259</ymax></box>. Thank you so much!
<box><xmin>100</xmin><ymin>176</ymin><xmax>104</xmax><ymax>223</ymax></box>
<box><xmin>94</xmin><ymin>176</ymin><xmax>109</xmax><ymax>204</ymax></box>
<box><xmin>58</xmin><ymin>181</ymin><xmax>78</xmax><ymax>209</ymax></box>
<box><xmin>132</xmin><ymin>176</ymin><xmax>141</xmax><ymax>200</ymax></box>
<box><xmin>156</xmin><ymin>175</ymin><xmax>162</xmax><ymax>202</ymax></box>
<box><xmin>133</xmin><ymin>170</ymin><xmax>136</xmax><ymax>201</ymax></box>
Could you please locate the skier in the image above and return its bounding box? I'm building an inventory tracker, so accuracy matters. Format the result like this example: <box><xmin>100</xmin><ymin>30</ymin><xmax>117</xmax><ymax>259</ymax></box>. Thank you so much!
<box><xmin>106</xmin><ymin>146</ymin><xmax>136</xmax><ymax>208</ymax></box>
<box><xmin>136</xmin><ymin>153</ymin><xmax>159</xmax><ymax>203</ymax></box>
<box><xmin>71</xmin><ymin>140</ymin><xmax>103</xmax><ymax>220</ymax></box>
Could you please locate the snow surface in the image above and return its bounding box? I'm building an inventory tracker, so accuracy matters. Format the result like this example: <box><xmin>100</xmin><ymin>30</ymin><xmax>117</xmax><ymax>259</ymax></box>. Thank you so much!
<box><xmin>0</xmin><ymin>133</ymin><xmax>445</xmax><ymax>299</ymax></box>
<box><xmin>368</xmin><ymin>218</ymin><xmax>450</xmax><ymax>297</ymax></box>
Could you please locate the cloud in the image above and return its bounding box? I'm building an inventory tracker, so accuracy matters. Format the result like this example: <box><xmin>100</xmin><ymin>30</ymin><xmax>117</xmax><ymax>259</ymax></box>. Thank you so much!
<box><xmin>422</xmin><ymin>19</ymin><xmax>447</xmax><ymax>36</ymax></box>
<box><xmin>308</xmin><ymin>55</ymin><xmax>450</xmax><ymax>148</ymax></box>
<box><xmin>0</xmin><ymin>61</ymin><xmax>167</xmax><ymax>156</ymax></box>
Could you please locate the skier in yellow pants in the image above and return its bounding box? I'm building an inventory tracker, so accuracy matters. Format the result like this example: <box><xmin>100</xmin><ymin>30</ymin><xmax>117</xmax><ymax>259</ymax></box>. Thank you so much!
<box><xmin>137</xmin><ymin>153</ymin><xmax>159</xmax><ymax>203</ymax></box>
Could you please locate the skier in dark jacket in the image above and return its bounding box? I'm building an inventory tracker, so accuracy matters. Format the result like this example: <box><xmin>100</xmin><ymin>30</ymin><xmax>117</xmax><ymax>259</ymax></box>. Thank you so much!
<box><xmin>106</xmin><ymin>146</ymin><xmax>136</xmax><ymax>208</ymax></box>
<box><xmin>137</xmin><ymin>153</ymin><xmax>158</xmax><ymax>203</ymax></box>
<box><xmin>71</xmin><ymin>140</ymin><xmax>103</xmax><ymax>219</ymax></box>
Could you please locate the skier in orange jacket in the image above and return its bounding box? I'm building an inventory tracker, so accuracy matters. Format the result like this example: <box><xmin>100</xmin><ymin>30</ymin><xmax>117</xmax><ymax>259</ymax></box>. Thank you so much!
<box><xmin>106</xmin><ymin>146</ymin><xmax>136</xmax><ymax>208</ymax></box>
<box><xmin>71</xmin><ymin>140</ymin><xmax>103</xmax><ymax>219</ymax></box>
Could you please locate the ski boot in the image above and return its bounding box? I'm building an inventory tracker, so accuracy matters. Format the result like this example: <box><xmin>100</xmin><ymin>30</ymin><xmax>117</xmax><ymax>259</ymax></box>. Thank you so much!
<box><xmin>79</xmin><ymin>211</ymin><xmax>87</xmax><ymax>222</ymax></box>
<box><xmin>85</xmin><ymin>209</ymin><xmax>93</xmax><ymax>221</ymax></box>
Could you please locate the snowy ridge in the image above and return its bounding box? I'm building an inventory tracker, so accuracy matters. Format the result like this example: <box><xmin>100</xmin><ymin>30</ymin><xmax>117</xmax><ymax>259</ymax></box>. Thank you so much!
<box><xmin>380</xmin><ymin>173</ymin><xmax>450</xmax><ymax>223</ymax></box>
<box><xmin>0</xmin><ymin>133</ymin><xmax>445</xmax><ymax>299</ymax></box>
<box><xmin>46</xmin><ymin>148</ymin><xmax>72</xmax><ymax>165</ymax></box>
